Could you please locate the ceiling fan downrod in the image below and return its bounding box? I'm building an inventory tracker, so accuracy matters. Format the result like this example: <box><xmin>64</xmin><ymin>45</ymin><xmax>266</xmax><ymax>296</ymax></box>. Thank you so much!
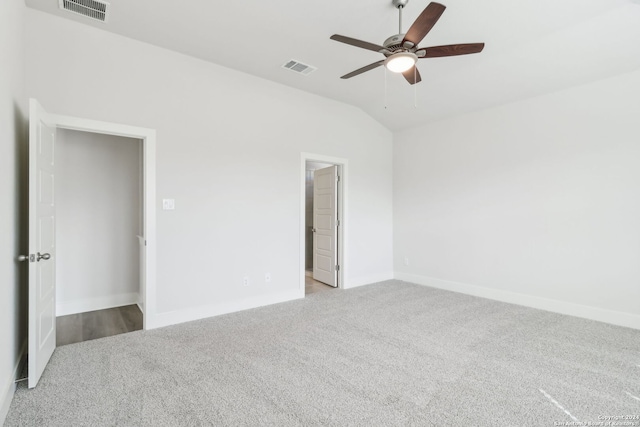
<box><xmin>393</xmin><ymin>0</ymin><xmax>409</xmax><ymax>34</ymax></box>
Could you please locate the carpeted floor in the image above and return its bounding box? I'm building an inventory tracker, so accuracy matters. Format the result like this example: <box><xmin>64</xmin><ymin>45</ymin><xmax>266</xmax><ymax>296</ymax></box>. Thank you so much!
<box><xmin>5</xmin><ymin>281</ymin><xmax>640</xmax><ymax>426</ymax></box>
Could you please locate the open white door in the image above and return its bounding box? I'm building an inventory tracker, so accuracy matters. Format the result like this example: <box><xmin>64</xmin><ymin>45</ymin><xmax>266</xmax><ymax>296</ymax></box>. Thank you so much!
<box><xmin>27</xmin><ymin>99</ymin><xmax>57</xmax><ymax>388</ymax></box>
<box><xmin>313</xmin><ymin>165</ymin><xmax>338</xmax><ymax>287</ymax></box>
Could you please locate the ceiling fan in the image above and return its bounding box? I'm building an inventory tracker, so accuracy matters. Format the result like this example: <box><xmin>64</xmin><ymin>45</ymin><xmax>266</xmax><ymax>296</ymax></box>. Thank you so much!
<box><xmin>330</xmin><ymin>0</ymin><xmax>484</xmax><ymax>85</ymax></box>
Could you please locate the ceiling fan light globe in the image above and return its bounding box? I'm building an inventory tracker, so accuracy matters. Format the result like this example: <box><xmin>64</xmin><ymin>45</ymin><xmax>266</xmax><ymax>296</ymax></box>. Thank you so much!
<box><xmin>384</xmin><ymin>52</ymin><xmax>418</xmax><ymax>73</ymax></box>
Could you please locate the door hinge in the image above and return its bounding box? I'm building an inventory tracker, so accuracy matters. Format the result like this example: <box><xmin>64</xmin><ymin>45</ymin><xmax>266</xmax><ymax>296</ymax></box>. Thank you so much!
<box><xmin>335</xmin><ymin>265</ymin><xmax>340</xmax><ymax>271</ymax></box>
<box><xmin>336</xmin><ymin>219</ymin><xmax>340</xmax><ymax>226</ymax></box>
<box><xmin>336</xmin><ymin>174</ymin><xmax>340</xmax><ymax>182</ymax></box>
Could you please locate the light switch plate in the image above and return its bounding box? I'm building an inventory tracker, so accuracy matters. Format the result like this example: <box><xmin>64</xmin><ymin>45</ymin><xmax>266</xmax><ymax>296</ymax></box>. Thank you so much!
<box><xmin>162</xmin><ymin>199</ymin><xmax>175</xmax><ymax>210</ymax></box>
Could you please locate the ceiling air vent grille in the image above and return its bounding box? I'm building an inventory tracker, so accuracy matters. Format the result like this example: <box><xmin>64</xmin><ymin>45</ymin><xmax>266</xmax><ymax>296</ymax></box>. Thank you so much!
<box><xmin>282</xmin><ymin>60</ymin><xmax>317</xmax><ymax>75</ymax></box>
<box><xmin>59</xmin><ymin>0</ymin><xmax>110</xmax><ymax>23</ymax></box>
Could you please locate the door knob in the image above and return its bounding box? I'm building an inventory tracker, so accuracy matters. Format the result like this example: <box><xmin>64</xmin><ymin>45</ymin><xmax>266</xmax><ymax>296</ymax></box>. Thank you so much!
<box><xmin>18</xmin><ymin>255</ymin><xmax>29</xmax><ymax>262</ymax></box>
<box><xmin>312</xmin><ymin>228</ymin><xmax>317</xmax><ymax>233</ymax></box>
<box><xmin>37</xmin><ymin>252</ymin><xmax>51</xmax><ymax>262</ymax></box>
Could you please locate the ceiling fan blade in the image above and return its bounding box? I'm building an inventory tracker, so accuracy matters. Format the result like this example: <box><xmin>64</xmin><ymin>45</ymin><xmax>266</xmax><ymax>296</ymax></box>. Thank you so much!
<box><xmin>422</xmin><ymin>43</ymin><xmax>485</xmax><ymax>58</ymax></box>
<box><xmin>402</xmin><ymin>2</ymin><xmax>446</xmax><ymax>46</ymax></box>
<box><xmin>340</xmin><ymin>61</ymin><xmax>385</xmax><ymax>79</ymax></box>
<box><xmin>402</xmin><ymin>67</ymin><xmax>422</xmax><ymax>85</ymax></box>
<box><xmin>330</xmin><ymin>35</ymin><xmax>385</xmax><ymax>53</ymax></box>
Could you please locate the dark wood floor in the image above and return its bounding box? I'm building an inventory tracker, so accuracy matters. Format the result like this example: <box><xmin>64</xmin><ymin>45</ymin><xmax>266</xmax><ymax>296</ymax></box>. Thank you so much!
<box><xmin>56</xmin><ymin>305</ymin><xmax>143</xmax><ymax>346</ymax></box>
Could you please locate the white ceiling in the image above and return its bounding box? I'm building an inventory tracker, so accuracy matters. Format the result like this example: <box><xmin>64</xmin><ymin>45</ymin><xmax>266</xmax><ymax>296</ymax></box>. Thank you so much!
<box><xmin>25</xmin><ymin>0</ymin><xmax>640</xmax><ymax>131</ymax></box>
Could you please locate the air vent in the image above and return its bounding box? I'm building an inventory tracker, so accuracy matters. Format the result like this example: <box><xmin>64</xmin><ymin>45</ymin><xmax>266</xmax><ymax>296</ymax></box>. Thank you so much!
<box><xmin>282</xmin><ymin>60</ymin><xmax>317</xmax><ymax>75</ymax></box>
<box><xmin>59</xmin><ymin>0</ymin><xmax>110</xmax><ymax>23</ymax></box>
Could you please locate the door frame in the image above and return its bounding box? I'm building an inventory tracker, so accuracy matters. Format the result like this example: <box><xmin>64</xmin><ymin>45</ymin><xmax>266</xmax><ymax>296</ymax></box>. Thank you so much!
<box><xmin>50</xmin><ymin>112</ymin><xmax>157</xmax><ymax>329</ymax></box>
<box><xmin>300</xmin><ymin>153</ymin><xmax>347</xmax><ymax>296</ymax></box>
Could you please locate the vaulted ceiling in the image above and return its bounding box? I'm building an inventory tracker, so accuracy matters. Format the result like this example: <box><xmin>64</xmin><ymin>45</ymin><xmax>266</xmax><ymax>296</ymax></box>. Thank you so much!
<box><xmin>25</xmin><ymin>0</ymin><xmax>640</xmax><ymax>131</ymax></box>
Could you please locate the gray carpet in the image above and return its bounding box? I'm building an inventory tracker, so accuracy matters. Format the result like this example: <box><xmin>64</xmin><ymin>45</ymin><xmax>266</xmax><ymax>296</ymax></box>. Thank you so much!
<box><xmin>5</xmin><ymin>281</ymin><xmax>640</xmax><ymax>426</ymax></box>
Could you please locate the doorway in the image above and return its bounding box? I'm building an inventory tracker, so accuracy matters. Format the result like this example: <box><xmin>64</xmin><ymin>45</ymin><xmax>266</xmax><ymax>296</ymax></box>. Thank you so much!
<box><xmin>300</xmin><ymin>153</ymin><xmax>347</xmax><ymax>296</ymax></box>
<box><xmin>26</xmin><ymin>99</ymin><xmax>156</xmax><ymax>388</ymax></box>
<box><xmin>54</xmin><ymin>129</ymin><xmax>143</xmax><ymax>345</ymax></box>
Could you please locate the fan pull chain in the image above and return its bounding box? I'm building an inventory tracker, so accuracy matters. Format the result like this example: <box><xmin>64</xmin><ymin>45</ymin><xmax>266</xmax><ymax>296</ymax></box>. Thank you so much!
<box><xmin>414</xmin><ymin>67</ymin><xmax>418</xmax><ymax>108</ymax></box>
<box><xmin>384</xmin><ymin>66</ymin><xmax>388</xmax><ymax>110</ymax></box>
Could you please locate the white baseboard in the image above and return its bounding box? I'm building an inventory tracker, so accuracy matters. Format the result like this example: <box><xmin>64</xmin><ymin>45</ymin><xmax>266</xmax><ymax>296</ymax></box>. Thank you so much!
<box><xmin>147</xmin><ymin>290</ymin><xmax>302</xmax><ymax>330</ymax></box>
<box><xmin>345</xmin><ymin>272</ymin><xmax>395</xmax><ymax>289</ymax></box>
<box><xmin>149</xmin><ymin>273</ymin><xmax>394</xmax><ymax>330</ymax></box>
<box><xmin>0</xmin><ymin>339</ymin><xmax>27</xmax><ymax>426</ymax></box>
<box><xmin>395</xmin><ymin>272</ymin><xmax>640</xmax><ymax>330</ymax></box>
<box><xmin>57</xmin><ymin>292</ymin><xmax>140</xmax><ymax>316</ymax></box>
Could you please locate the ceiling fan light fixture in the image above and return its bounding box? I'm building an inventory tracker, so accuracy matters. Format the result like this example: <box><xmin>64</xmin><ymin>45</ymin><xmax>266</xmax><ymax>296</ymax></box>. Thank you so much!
<box><xmin>384</xmin><ymin>52</ymin><xmax>418</xmax><ymax>73</ymax></box>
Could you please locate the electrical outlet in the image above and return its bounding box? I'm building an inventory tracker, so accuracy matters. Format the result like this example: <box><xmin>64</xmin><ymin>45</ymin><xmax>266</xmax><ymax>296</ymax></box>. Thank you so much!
<box><xmin>243</xmin><ymin>276</ymin><xmax>250</xmax><ymax>287</ymax></box>
<box><xmin>404</xmin><ymin>257</ymin><xmax>410</xmax><ymax>266</ymax></box>
<box><xmin>162</xmin><ymin>199</ymin><xmax>175</xmax><ymax>210</ymax></box>
<box><xmin>265</xmin><ymin>273</ymin><xmax>271</xmax><ymax>283</ymax></box>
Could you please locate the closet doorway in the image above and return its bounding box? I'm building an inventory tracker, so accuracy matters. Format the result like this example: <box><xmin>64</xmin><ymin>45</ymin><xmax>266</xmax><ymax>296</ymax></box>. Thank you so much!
<box><xmin>55</xmin><ymin>129</ymin><xmax>143</xmax><ymax>346</ymax></box>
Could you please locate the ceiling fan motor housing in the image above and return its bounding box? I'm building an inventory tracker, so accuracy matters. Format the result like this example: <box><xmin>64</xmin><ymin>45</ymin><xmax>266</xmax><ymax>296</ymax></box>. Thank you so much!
<box><xmin>383</xmin><ymin>34</ymin><xmax>409</xmax><ymax>57</ymax></box>
<box><xmin>382</xmin><ymin>33</ymin><xmax>426</xmax><ymax>58</ymax></box>
<box><xmin>383</xmin><ymin>34</ymin><xmax>405</xmax><ymax>50</ymax></box>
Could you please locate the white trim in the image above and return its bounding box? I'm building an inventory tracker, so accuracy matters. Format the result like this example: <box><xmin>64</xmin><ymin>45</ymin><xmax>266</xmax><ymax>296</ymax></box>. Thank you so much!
<box><xmin>300</xmin><ymin>153</ymin><xmax>348</xmax><ymax>296</ymax></box>
<box><xmin>56</xmin><ymin>292</ymin><xmax>140</xmax><ymax>316</ymax></box>
<box><xmin>0</xmin><ymin>340</ymin><xmax>27</xmax><ymax>426</ymax></box>
<box><xmin>346</xmin><ymin>272</ymin><xmax>395</xmax><ymax>289</ymax></box>
<box><xmin>150</xmin><ymin>290</ymin><xmax>302</xmax><ymax>330</ymax></box>
<box><xmin>49</xmin><ymin>114</ymin><xmax>153</xmax><ymax>140</ymax></box>
<box><xmin>47</xmin><ymin>108</ymin><xmax>157</xmax><ymax>330</ymax></box>
<box><xmin>396</xmin><ymin>272</ymin><xmax>640</xmax><ymax>330</ymax></box>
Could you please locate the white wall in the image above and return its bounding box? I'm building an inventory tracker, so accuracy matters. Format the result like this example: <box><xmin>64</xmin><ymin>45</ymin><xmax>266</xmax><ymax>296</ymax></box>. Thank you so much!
<box><xmin>0</xmin><ymin>0</ymin><xmax>26</xmax><ymax>423</ymax></box>
<box><xmin>394</xmin><ymin>69</ymin><xmax>640</xmax><ymax>329</ymax></box>
<box><xmin>56</xmin><ymin>129</ymin><xmax>141</xmax><ymax>315</ymax></box>
<box><xmin>24</xmin><ymin>9</ymin><xmax>394</xmax><ymax>327</ymax></box>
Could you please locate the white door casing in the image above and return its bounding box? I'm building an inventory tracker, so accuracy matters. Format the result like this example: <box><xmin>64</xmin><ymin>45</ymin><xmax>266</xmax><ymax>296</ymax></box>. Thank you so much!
<box><xmin>313</xmin><ymin>165</ymin><xmax>338</xmax><ymax>287</ymax></box>
<box><xmin>28</xmin><ymin>99</ymin><xmax>57</xmax><ymax>388</ymax></box>
<box><xmin>51</xmin><ymin>112</ymin><xmax>156</xmax><ymax>329</ymax></box>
